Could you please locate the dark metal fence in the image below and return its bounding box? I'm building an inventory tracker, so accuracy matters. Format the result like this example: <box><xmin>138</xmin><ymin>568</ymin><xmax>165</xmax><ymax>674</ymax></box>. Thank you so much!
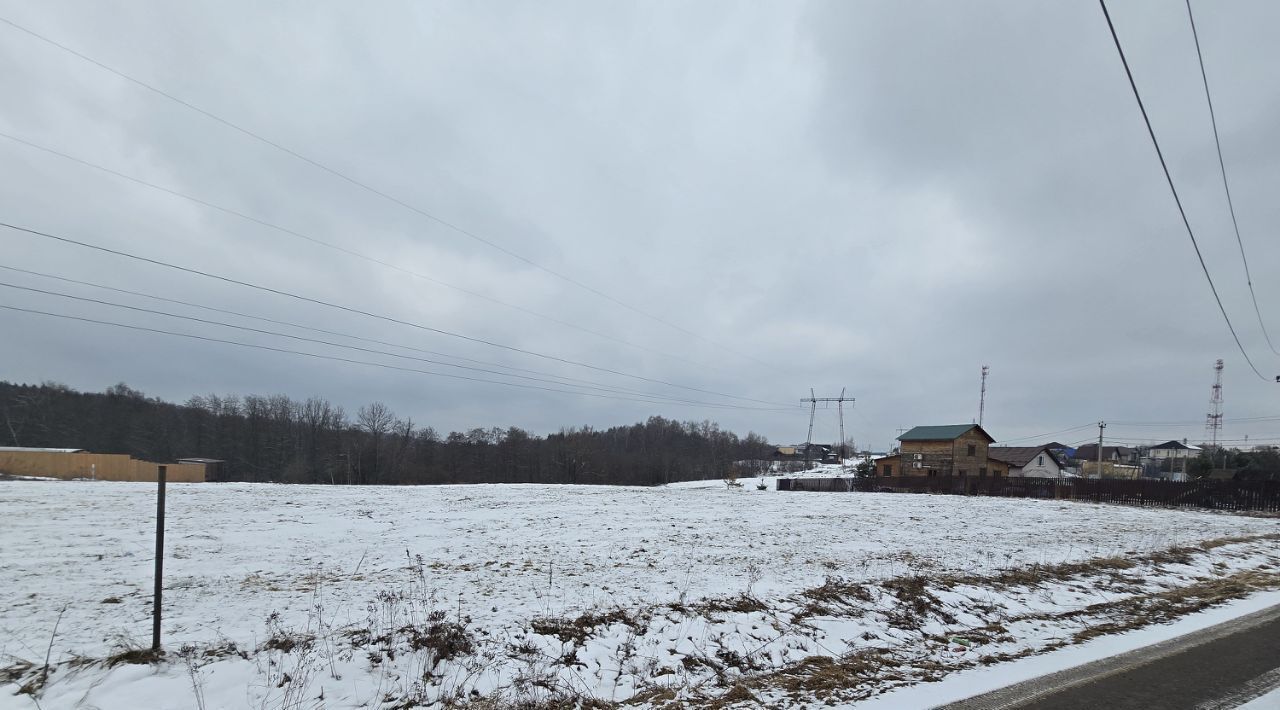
<box><xmin>776</xmin><ymin>475</ymin><xmax>1280</xmax><ymax>513</ymax></box>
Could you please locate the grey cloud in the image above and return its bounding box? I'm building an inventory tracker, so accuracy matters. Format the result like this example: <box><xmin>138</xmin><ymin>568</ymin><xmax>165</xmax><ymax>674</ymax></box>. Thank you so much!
<box><xmin>1</xmin><ymin>0</ymin><xmax>1278</xmax><ymax>452</ymax></box>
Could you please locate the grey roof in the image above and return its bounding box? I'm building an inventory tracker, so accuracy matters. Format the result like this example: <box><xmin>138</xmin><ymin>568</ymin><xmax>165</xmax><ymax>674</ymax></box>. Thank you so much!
<box><xmin>1151</xmin><ymin>440</ymin><xmax>1201</xmax><ymax>450</ymax></box>
<box><xmin>0</xmin><ymin>447</ymin><xmax>85</xmax><ymax>453</ymax></box>
<box><xmin>1072</xmin><ymin>444</ymin><xmax>1133</xmax><ymax>460</ymax></box>
<box><xmin>988</xmin><ymin>446</ymin><xmax>1057</xmax><ymax>467</ymax></box>
<box><xmin>898</xmin><ymin>424</ymin><xmax>993</xmax><ymax>443</ymax></box>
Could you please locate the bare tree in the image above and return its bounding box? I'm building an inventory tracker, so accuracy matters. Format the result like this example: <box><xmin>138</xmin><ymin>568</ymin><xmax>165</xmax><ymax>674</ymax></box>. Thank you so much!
<box><xmin>389</xmin><ymin>417</ymin><xmax>414</xmax><ymax>483</ymax></box>
<box><xmin>357</xmin><ymin>402</ymin><xmax>396</xmax><ymax>484</ymax></box>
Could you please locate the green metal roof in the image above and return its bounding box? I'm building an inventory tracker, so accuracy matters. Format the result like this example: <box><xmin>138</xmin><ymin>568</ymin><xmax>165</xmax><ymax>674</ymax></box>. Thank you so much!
<box><xmin>897</xmin><ymin>424</ymin><xmax>992</xmax><ymax>442</ymax></box>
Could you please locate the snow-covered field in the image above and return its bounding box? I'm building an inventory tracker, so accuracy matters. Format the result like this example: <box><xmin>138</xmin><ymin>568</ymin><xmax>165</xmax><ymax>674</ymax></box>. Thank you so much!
<box><xmin>1</xmin><ymin>475</ymin><xmax>1277</xmax><ymax>708</ymax></box>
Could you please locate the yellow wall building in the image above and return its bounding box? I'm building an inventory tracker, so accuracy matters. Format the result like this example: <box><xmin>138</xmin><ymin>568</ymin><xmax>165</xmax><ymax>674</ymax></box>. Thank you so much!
<box><xmin>0</xmin><ymin>447</ymin><xmax>208</xmax><ymax>482</ymax></box>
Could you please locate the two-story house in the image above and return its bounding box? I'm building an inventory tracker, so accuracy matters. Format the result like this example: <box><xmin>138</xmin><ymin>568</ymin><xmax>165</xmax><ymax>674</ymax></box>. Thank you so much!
<box><xmin>877</xmin><ymin>424</ymin><xmax>1004</xmax><ymax>477</ymax></box>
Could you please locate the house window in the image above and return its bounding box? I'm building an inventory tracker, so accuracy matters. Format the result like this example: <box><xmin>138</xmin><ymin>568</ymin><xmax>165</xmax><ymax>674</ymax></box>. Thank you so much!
<box><xmin>967</xmin><ymin>444</ymin><xmax>976</xmax><ymax>456</ymax></box>
<box><xmin>928</xmin><ymin>469</ymin><xmax>938</xmax><ymax>478</ymax></box>
<box><xmin>1038</xmin><ymin>455</ymin><xmax>1044</xmax><ymax>466</ymax></box>
<box><xmin>979</xmin><ymin>467</ymin><xmax>987</xmax><ymax>477</ymax></box>
<box><xmin>883</xmin><ymin>464</ymin><xmax>892</xmax><ymax>476</ymax></box>
<box><xmin>959</xmin><ymin>469</ymin><xmax>967</xmax><ymax>476</ymax></box>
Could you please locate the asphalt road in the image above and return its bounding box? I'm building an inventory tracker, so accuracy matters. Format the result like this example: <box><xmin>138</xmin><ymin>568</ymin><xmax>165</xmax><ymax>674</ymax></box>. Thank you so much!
<box><xmin>942</xmin><ymin>603</ymin><xmax>1280</xmax><ymax>709</ymax></box>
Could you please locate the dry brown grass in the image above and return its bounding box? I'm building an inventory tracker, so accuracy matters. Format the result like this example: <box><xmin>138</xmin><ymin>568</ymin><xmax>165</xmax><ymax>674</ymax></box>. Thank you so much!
<box><xmin>444</xmin><ymin>693</ymin><xmax>616</xmax><ymax>710</ymax></box>
<box><xmin>103</xmin><ymin>646</ymin><xmax>163</xmax><ymax>668</ymax></box>
<box><xmin>1198</xmin><ymin>532</ymin><xmax>1280</xmax><ymax>550</ymax></box>
<box><xmin>882</xmin><ymin>576</ymin><xmax>954</xmax><ymax>628</ymax></box>
<box><xmin>530</xmin><ymin>608</ymin><xmax>646</xmax><ymax>646</ymax></box>
<box><xmin>772</xmin><ymin>651</ymin><xmax>885</xmax><ymax>696</ymax></box>
<box><xmin>1071</xmin><ymin>569</ymin><xmax>1280</xmax><ymax>643</ymax></box>
<box><xmin>692</xmin><ymin>595</ymin><xmax>769</xmax><ymax>615</ymax></box>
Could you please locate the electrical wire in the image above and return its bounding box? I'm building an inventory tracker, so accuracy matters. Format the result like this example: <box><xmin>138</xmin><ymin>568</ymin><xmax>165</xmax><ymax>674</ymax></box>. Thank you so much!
<box><xmin>1183</xmin><ymin>0</ymin><xmax>1280</xmax><ymax>357</ymax></box>
<box><xmin>0</xmin><ymin>302</ymin><xmax>798</xmax><ymax>411</ymax></box>
<box><xmin>0</xmin><ymin>130</ymin><xmax>724</xmax><ymax>373</ymax></box>
<box><xmin>0</xmin><ymin>278</ymin><xmax>787</xmax><ymax>411</ymax></box>
<box><xmin>0</xmin><ymin>15</ymin><xmax>785</xmax><ymax>373</ymax></box>
<box><xmin>1109</xmin><ymin>414</ymin><xmax>1280</xmax><ymax>426</ymax></box>
<box><xmin>992</xmin><ymin>423</ymin><xmax>1097</xmax><ymax>445</ymax></box>
<box><xmin>0</xmin><ymin>220</ymin><xmax>800</xmax><ymax>408</ymax></box>
<box><xmin>1099</xmin><ymin>0</ymin><xmax>1272</xmax><ymax>383</ymax></box>
<box><xmin>0</xmin><ymin>263</ymin><xmax>716</xmax><ymax>401</ymax></box>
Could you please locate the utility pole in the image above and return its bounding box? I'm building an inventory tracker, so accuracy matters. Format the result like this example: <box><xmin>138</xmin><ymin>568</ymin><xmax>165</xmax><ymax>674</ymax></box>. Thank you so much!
<box><xmin>1096</xmin><ymin>421</ymin><xmax>1106</xmax><ymax>479</ymax></box>
<box><xmin>837</xmin><ymin>387</ymin><xmax>847</xmax><ymax>464</ymax></box>
<box><xmin>978</xmin><ymin>365</ymin><xmax>989</xmax><ymax>427</ymax></box>
<box><xmin>804</xmin><ymin>388</ymin><xmax>817</xmax><ymax>470</ymax></box>
<box><xmin>801</xmin><ymin>389</ymin><xmax>854</xmax><ymax>470</ymax></box>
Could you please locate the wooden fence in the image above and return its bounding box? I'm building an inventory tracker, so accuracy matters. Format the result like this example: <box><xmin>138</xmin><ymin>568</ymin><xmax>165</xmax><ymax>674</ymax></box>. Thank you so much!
<box><xmin>776</xmin><ymin>475</ymin><xmax>1280</xmax><ymax>513</ymax></box>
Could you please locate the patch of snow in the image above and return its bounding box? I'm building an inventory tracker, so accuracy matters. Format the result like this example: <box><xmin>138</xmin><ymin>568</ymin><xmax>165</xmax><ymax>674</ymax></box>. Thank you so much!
<box><xmin>0</xmin><ymin>479</ymin><xmax>1275</xmax><ymax>708</ymax></box>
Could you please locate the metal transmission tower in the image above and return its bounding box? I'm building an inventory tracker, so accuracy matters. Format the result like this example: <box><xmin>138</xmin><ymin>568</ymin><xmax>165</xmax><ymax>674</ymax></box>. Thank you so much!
<box><xmin>978</xmin><ymin>365</ymin><xmax>990</xmax><ymax>426</ymax></box>
<box><xmin>802</xmin><ymin>388</ymin><xmax>853</xmax><ymax>470</ymax></box>
<box><xmin>1206</xmin><ymin>359</ymin><xmax>1224</xmax><ymax>447</ymax></box>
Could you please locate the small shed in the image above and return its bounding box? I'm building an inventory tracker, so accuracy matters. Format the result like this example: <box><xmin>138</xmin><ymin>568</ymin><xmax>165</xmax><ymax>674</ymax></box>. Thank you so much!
<box><xmin>178</xmin><ymin>458</ymin><xmax>226</xmax><ymax>482</ymax></box>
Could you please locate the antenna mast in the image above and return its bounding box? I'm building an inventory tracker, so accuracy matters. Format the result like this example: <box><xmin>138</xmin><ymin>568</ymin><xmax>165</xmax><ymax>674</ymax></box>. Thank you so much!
<box><xmin>978</xmin><ymin>365</ymin><xmax>990</xmax><ymax>426</ymax></box>
<box><xmin>1206</xmin><ymin>359</ymin><xmax>1224</xmax><ymax>447</ymax></box>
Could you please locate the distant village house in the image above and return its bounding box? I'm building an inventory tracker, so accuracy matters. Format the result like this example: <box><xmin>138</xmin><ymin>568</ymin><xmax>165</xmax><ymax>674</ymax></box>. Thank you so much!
<box><xmin>988</xmin><ymin>446</ymin><xmax>1063</xmax><ymax>478</ymax></box>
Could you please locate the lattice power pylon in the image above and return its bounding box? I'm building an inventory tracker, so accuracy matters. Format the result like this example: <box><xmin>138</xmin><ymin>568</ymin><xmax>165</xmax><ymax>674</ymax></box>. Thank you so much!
<box><xmin>1206</xmin><ymin>359</ymin><xmax>1224</xmax><ymax>447</ymax></box>
<box><xmin>802</xmin><ymin>388</ymin><xmax>852</xmax><ymax>470</ymax></box>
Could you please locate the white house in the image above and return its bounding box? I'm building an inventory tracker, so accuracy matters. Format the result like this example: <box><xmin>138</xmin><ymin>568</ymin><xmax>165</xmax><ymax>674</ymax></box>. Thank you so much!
<box><xmin>1146</xmin><ymin>440</ymin><xmax>1202</xmax><ymax>482</ymax></box>
<box><xmin>1148</xmin><ymin>440</ymin><xmax>1202</xmax><ymax>460</ymax></box>
<box><xmin>988</xmin><ymin>446</ymin><xmax>1063</xmax><ymax>478</ymax></box>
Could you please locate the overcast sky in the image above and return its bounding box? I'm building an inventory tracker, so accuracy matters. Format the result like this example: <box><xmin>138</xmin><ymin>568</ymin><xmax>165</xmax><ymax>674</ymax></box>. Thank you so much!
<box><xmin>2</xmin><ymin>1</ymin><xmax>1279</xmax><ymax>451</ymax></box>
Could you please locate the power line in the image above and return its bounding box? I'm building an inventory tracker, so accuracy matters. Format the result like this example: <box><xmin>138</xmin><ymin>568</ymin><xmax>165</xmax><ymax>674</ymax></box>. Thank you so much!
<box><xmin>992</xmin><ymin>423</ymin><xmax>1097</xmax><ymax>445</ymax></box>
<box><xmin>1110</xmin><ymin>414</ymin><xmax>1280</xmax><ymax>426</ymax></box>
<box><xmin>1184</xmin><ymin>0</ymin><xmax>1280</xmax><ymax>357</ymax></box>
<box><xmin>0</xmin><ymin>220</ymin><xmax>799</xmax><ymax>409</ymax></box>
<box><xmin>1098</xmin><ymin>0</ymin><xmax>1271</xmax><ymax>383</ymax></box>
<box><xmin>0</xmin><ymin>130</ymin><xmax>722</xmax><ymax>374</ymax></box>
<box><xmin>0</xmin><ymin>15</ymin><xmax>784</xmax><ymax>374</ymax></box>
<box><xmin>1103</xmin><ymin>435</ymin><xmax>1280</xmax><ymax>445</ymax></box>
<box><xmin>994</xmin><ymin>416</ymin><xmax>1280</xmax><ymax>445</ymax></box>
<box><xmin>0</xmin><ymin>302</ymin><xmax>797</xmax><ymax>411</ymax></box>
<box><xmin>0</xmin><ymin>277</ymin><xmax>787</xmax><ymax>411</ymax></box>
<box><xmin>0</xmin><ymin>262</ymin><xmax>698</xmax><ymax>398</ymax></box>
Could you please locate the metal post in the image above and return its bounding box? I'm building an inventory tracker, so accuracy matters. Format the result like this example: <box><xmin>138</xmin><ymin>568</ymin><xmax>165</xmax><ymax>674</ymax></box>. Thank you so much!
<box><xmin>152</xmin><ymin>465</ymin><xmax>166</xmax><ymax>652</ymax></box>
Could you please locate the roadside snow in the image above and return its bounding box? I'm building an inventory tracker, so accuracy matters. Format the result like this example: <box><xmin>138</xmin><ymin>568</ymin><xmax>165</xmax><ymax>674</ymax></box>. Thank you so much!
<box><xmin>850</xmin><ymin>590</ymin><xmax>1280</xmax><ymax>709</ymax></box>
<box><xmin>1238</xmin><ymin>684</ymin><xmax>1280</xmax><ymax>710</ymax></box>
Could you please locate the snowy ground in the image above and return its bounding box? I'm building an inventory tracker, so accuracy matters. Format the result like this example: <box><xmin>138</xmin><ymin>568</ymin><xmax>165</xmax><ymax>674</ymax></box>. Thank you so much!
<box><xmin>1</xmin><ymin>474</ymin><xmax>1277</xmax><ymax>708</ymax></box>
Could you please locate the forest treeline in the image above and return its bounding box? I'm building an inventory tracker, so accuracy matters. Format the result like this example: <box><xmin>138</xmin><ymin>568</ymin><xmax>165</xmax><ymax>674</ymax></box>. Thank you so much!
<box><xmin>0</xmin><ymin>381</ymin><xmax>773</xmax><ymax>485</ymax></box>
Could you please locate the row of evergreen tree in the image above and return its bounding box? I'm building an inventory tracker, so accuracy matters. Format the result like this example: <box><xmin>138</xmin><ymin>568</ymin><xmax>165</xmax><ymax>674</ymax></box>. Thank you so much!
<box><xmin>0</xmin><ymin>381</ymin><xmax>773</xmax><ymax>485</ymax></box>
